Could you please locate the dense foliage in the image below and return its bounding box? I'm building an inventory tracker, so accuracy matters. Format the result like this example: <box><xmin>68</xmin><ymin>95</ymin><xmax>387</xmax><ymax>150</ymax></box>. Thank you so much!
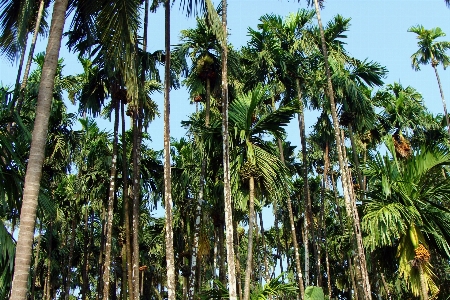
<box><xmin>1</xmin><ymin>1</ymin><xmax>450</xmax><ymax>300</ymax></box>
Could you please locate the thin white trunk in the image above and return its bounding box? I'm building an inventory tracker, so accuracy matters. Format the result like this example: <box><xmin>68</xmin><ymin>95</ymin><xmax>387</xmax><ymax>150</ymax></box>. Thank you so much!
<box><xmin>221</xmin><ymin>0</ymin><xmax>237</xmax><ymax>298</ymax></box>
<box><xmin>164</xmin><ymin>2</ymin><xmax>176</xmax><ymax>300</ymax></box>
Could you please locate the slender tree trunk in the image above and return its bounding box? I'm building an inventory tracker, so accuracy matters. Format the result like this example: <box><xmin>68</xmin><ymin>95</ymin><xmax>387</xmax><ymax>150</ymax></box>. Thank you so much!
<box><xmin>243</xmin><ymin>176</ymin><xmax>256</xmax><ymax>300</ymax></box>
<box><xmin>82</xmin><ymin>208</ymin><xmax>89</xmax><ymax>300</ymax></box>
<box><xmin>103</xmin><ymin>97</ymin><xmax>120</xmax><ymax>300</ymax></box>
<box><xmin>295</xmin><ymin>79</ymin><xmax>313</xmax><ymax>287</ymax></box>
<box><xmin>322</xmin><ymin>143</ymin><xmax>332</xmax><ymax>299</ymax></box>
<box><xmin>348</xmin><ymin>124</ymin><xmax>364</xmax><ymax>191</ymax></box>
<box><xmin>64</xmin><ymin>217</ymin><xmax>77</xmax><ymax>300</ymax></box>
<box><xmin>219</xmin><ymin>223</ymin><xmax>226</xmax><ymax>285</ymax></box>
<box><xmin>122</xmin><ymin>100</ymin><xmax>134</xmax><ymax>300</ymax></box>
<box><xmin>431</xmin><ymin>62</ymin><xmax>450</xmax><ymax>136</ymax></box>
<box><xmin>45</xmin><ymin>222</ymin><xmax>53</xmax><ymax>300</ymax></box>
<box><xmin>277</xmin><ymin>139</ymin><xmax>305</xmax><ymax>298</ymax></box>
<box><xmin>188</xmin><ymin>74</ymin><xmax>213</xmax><ymax>294</ymax></box>
<box><xmin>206</xmin><ymin>77</ymin><xmax>211</xmax><ymax>126</ymax></box>
<box><xmin>213</xmin><ymin>227</ymin><xmax>218</xmax><ymax>283</ymax></box>
<box><xmin>16</xmin><ymin>0</ymin><xmax>45</xmax><ymax>115</ymax></box>
<box><xmin>349</xmin><ymin>255</ymin><xmax>359</xmax><ymax>300</ymax></box>
<box><xmin>380</xmin><ymin>273</ymin><xmax>391</xmax><ymax>300</ymax></box>
<box><xmin>12</xmin><ymin>37</ymin><xmax>27</xmax><ymax>112</ymax></box>
<box><xmin>164</xmin><ymin>2</ymin><xmax>176</xmax><ymax>299</ymax></box>
<box><xmin>312</xmin><ymin>1</ymin><xmax>372</xmax><ymax>297</ymax></box>
<box><xmin>9</xmin><ymin>1</ymin><xmax>69</xmax><ymax>299</ymax></box>
<box><xmin>98</xmin><ymin>207</ymin><xmax>106</xmax><ymax>299</ymax></box>
<box><xmin>31</xmin><ymin>221</ymin><xmax>43</xmax><ymax>299</ymax></box>
<box><xmin>259</xmin><ymin>211</ymin><xmax>270</xmax><ymax>283</ymax></box>
<box><xmin>418</xmin><ymin>265</ymin><xmax>429</xmax><ymax>300</ymax></box>
<box><xmin>221</xmin><ymin>0</ymin><xmax>237</xmax><ymax>298</ymax></box>
<box><xmin>233</xmin><ymin>220</ymin><xmax>243</xmax><ymax>300</ymax></box>
<box><xmin>189</xmin><ymin>76</ymin><xmax>211</xmax><ymax>299</ymax></box>
<box><xmin>272</xmin><ymin>200</ymin><xmax>283</xmax><ymax>278</ymax></box>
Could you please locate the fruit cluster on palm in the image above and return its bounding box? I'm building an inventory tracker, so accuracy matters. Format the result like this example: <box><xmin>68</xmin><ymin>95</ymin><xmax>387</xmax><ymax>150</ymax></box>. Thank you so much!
<box><xmin>1</xmin><ymin>1</ymin><xmax>450</xmax><ymax>300</ymax></box>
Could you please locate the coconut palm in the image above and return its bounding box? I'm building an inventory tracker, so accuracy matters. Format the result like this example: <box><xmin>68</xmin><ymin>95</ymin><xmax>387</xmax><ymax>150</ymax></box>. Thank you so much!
<box><xmin>363</xmin><ymin>139</ymin><xmax>450</xmax><ymax>299</ymax></box>
<box><xmin>408</xmin><ymin>25</ymin><xmax>450</xmax><ymax>136</ymax></box>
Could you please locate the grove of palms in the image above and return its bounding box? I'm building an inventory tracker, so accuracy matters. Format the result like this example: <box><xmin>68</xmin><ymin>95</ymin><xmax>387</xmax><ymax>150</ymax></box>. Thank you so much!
<box><xmin>1</xmin><ymin>1</ymin><xmax>450</xmax><ymax>300</ymax></box>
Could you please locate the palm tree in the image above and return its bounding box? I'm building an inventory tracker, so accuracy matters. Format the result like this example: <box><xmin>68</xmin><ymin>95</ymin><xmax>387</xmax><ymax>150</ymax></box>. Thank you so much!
<box><xmin>163</xmin><ymin>1</ymin><xmax>176</xmax><ymax>299</ymax></box>
<box><xmin>228</xmin><ymin>85</ymin><xmax>297</xmax><ymax>300</ymax></box>
<box><xmin>217</xmin><ymin>0</ymin><xmax>238</xmax><ymax>297</ymax></box>
<box><xmin>363</xmin><ymin>140</ymin><xmax>450</xmax><ymax>299</ymax></box>
<box><xmin>308</xmin><ymin>0</ymin><xmax>373</xmax><ymax>297</ymax></box>
<box><xmin>9</xmin><ymin>1</ymin><xmax>69</xmax><ymax>298</ymax></box>
<box><xmin>172</xmin><ymin>16</ymin><xmax>222</xmax><ymax>296</ymax></box>
<box><xmin>408</xmin><ymin>25</ymin><xmax>450</xmax><ymax>136</ymax></box>
<box><xmin>16</xmin><ymin>0</ymin><xmax>46</xmax><ymax>114</ymax></box>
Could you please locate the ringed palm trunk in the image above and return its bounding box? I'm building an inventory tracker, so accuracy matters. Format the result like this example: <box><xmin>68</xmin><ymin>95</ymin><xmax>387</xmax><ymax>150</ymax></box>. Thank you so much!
<box><xmin>312</xmin><ymin>0</ymin><xmax>372</xmax><ymax>298</ymax></box>
<box><xmin>102</xmin><ymin>97</ymin><xmax>120</xmax><ymax>300</ymax></box>
<box><xmin>430</xmin><ymin>58</ymin><xmax>450</xmax><ymax>136</ymax></box>
<box><xmin>9</xmin><ymin>1</ymin><xmax>69</xmax><ymax>299</ymax></box>
<box><xmin>418</xmin><ymin>264</ymin><xmax>429</xmax><ymax>300</ymax></box>
<box><xmin>16</xmin><ymin>0</ymin><xmax>45</xmax><ymax>115</ymax></box>
<box><xmin>277</xmin><ymin>139</ymin><xmax>305</xmax><ymax>298</ymax></box>
<box><xmin>221</xmin><ymin>0</ymin><xmax>238</xmax><ymax>299</ymax></box>
<box><xmin>163</xmin><ymin>1</ymin><xmax>176</xmax><ymax>299</ymax></box>
<box><xmin>243</xmin><ymin>176</ymin><xmax>256</xmax><ymax>300</ymax></box>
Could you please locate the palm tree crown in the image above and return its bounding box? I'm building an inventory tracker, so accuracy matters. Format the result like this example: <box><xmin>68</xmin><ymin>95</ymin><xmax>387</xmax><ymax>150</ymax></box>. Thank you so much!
<box><xmin>408</xmin><ymin>25</ymin><xmax>450</xmax><ymax>70</ymax></box>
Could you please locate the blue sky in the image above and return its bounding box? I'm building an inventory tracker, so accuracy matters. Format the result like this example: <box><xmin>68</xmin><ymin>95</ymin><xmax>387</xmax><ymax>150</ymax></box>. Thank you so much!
<box><xmin>1</xmin><ymin>0</ymin><xmax>450</xmax><ymax>152</ymax></box>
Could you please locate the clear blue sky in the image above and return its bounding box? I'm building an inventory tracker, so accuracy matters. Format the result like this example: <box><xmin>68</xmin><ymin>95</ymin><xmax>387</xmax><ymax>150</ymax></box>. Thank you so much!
<box><xmin>1</xmin><ymin>0</ymin><xmax>449</xmax><ymax>152</ymax></box>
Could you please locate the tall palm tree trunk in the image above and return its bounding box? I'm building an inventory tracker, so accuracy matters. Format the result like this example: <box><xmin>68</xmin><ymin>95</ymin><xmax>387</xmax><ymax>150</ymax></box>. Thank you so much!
<box><xmin>45</xmin><ymin>222</ymin><xmax>53</xmax><ymax>300</ymax></box>
<box><xmin>9</xmin><ymin>1</ymin><xmax>69</xmax><ymax>298</ymax></box>
<box><xmin>272</xmin><ymin>199</ymin><xmax>283</xmax><ymax>278</ymax></box>
<box><xmin>322</xmin><ymin>143</ymin><xmax>333</xmax><ymax>299</ymax></box>
<box><xmin>431</xmin><ymin>61</ymin><xmax>450</xmax><ymax>136</ymax></box>
<box><xmin>233</xmin><ymin>220</ymin><xmax>243</xmax><ymax>300</ymax></box>
<box><xmin>295</xmin><ymin>78</ymin><xmax>313</xmax><ymax>286</ymax></box>
<box><xmin>64</xmin><ymin>217</ymin><xmax>77</xmax><ymax>300</ymax></box>
<box><xmin>221</xmin><ymin>0</ymin><xmax>238</xmax><ymax>299</ymax></box>
<box><xmin>312</xmin><ymin>1</ymin><xmax>372</xmax><ymax>298</ymax></box>
<box><xmin>189</xmin><ymin>75</ymin><xmax>211</xmax><ymax>300</ymax></box>
<box><xmin>347</xmin><ymin>124</ymin><xmax>364</xmax><ymax>191</ymax></box>
<box><xmin>82</xmin><ymin>207</ymin><xmax>89</xmax><ymax>300</ymax></box>
<box><xmin>258</xmin><ymin>211</ymin><xmax>270</xmax><ymax>283</ymax></box>
<box><xmin>31</xmin><ymin>221</ymin><xmax>43</xmax><ymax>299</ymax></box>
<box><xmin>122</xmin><ymin>100</ymin><xmax>134</xmax><ymax>300</ymax></box>
<box><xmin>277</xmin><ymin>139</ymin><xmax>305</xmax><ymax>298</ymax></box>
<box><xmin>12</xmin><ymin>37</ymin><xmax>27</xmax><ymax>112</ymax></box>
<box><xmin>163</xmin><ymin>2</ymin><xmax>176</xmax><ymax>299</ymax></box>
<box><xmin>102</xmin><ymin>97</ymin><xmax>120</xmax><ymax>300</ymax></box>
<box><xmin>243</xmin><ymin>176</ymin><xmax>256</xmax><ymax>300</ymax></box>
<box><xmin>16</xmin><ymin>0</ymin><xmax>45</xmax><ymax>115</ymax></box>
